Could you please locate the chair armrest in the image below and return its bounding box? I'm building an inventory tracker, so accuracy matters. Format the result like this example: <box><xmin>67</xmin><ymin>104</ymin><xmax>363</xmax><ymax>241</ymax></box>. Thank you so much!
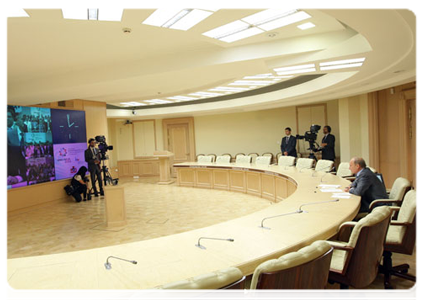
<box><xmin>336</xmin><ymin>222</ymin><xmax>356</xmax><ymax>242</ymax></box>
<box><xmin>390</xmin><ymin>220</ymin><xmax>411</xmax><ymax>227</ymax></box>
<box><xmin>326</xmin><ymin>241</ymin><xmax>354</xmax><ymax>275</ymax></box>
<box><xmin>369</xmin><ymin>199</ymin><xmax>401</xmax><ymax>211</ymax></box>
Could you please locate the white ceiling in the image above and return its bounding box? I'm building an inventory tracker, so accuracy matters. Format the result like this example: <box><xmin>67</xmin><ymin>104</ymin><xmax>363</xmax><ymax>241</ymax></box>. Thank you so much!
<box><xmin>7</xmin><ymin>9</ymin><xmax>415</xmax><ymax>119</ymax></box>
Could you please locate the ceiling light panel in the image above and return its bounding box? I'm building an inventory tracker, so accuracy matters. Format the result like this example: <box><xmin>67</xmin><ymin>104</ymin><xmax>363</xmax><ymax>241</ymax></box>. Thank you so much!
<box><xmin>143</xmin><ymin>9</ymin><xmax>213</xmax><ymax>31</ymax></box>
<box><xmin>229</xmin><ymin>80</ymin><xmax>274</xmax><ymax>86</ymax></box>
<box><xmin>8</xmin><ymin>9</ymin><xmax>29</xmax><ymax>17</ymax></box>
<box><xmin>274</xmin><ymin>64</ymin><xmax>315</xmax><ymax>73</ymax></box>
<box><xmin>120</xmin><ymin>102</ymin><xmax>147</xmax><ymax>106</ymax></box>
<box><xmin>276</xmin><ymin>68</ymin><xmax>316</xmax><ymax>75</ymax></box>
<box><xmin>189</xmin><ymin>91</ymin><xmax>223</xmax><ymax>97</ymax></box>
<box><xmin>320</xmin><ymin>63</ymin><xmax>363</xmax><ymax>71</ymax></box>
<box><xmin>319</xmin><ymin>57</ymin><xmax>366</xmax><ymax>67</ymax></box>
<box><xmin>98</xmin><ymin>8</ymin><xmax>124</xmax><ymax>21</ymax></box>
<box><xmin>209</xmin><ymin>86</ymin><xmax>250</xmax><ymax>92</ymax></box>
<box><xmin>62</xmin><ymin>8</ymin><xmax>87</xmax><ymax>20</ymax></box>
<box><xmin>202</xmin><ymin>20</ymin><xmax>250</xmax><ymax>39</ymax></box>
<box><xmin>257</xmin><ymin>10</ymin><xmax>311</xmax><ymax>31</ymax></box>
<box><xmin>297</xmin><ymin>22</ymin><xmax>315</xmax><ymax>30</ymax></box>
<box><xmin>220</xmin><ymin>27</ymin><xmax>264</xmax><ymax>43</ymax></box>
<box><xmin>167</xmin><ymin>96</ymin><xmax>197</xmax><ymax>101</ymax></box>
<box><xmin>88</xmin><ymin>8</ymin><xmax>98</xmax><ymax>20</ymax></box>
<box><xmin>145</xmin><ymin>99</ymin><xmax>173</xmax><ymax>104</ymax></box>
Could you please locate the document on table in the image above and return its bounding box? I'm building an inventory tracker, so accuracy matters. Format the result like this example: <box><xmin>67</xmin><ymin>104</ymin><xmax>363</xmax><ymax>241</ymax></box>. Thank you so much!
<box><xmin>320</xmin><ymin>189</ymin><xmax>343</xmax><ymax>193</ymax></box>
<box><xmin>331</xmin><ymin>192</ymin><xmax>352</xmax><ymax>199</ymax></box>
<box><xmin>318</xmin><ymin>184</ymin><xmax>341</xmax><ymax>189</ymax></box>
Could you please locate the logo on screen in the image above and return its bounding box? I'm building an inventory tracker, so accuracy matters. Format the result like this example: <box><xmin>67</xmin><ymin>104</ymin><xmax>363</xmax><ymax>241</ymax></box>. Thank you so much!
<box><xmin>59</xmin><ymin>148</ymin><xmax>67</xmax><ymax>156</ymax></box>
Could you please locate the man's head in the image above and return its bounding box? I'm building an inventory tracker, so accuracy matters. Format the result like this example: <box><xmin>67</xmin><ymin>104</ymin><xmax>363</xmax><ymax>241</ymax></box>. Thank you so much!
<box><xmin>4</xmin><ymin>108</ymin><xmax>15</xmax><ymax>127</ymax></box>
<box><xmin>349</xmin><ymin>157</ymin><xmax>366</xmax><ymax>175</ymax></box>
<box><xmin>88</xmin><ymin>138</ymin><xmax>96</xmax><ymax>147</ymax></box>
<box><xmin>323</xmin><ymin>125</ymin><xmax>331</xmax><ymax>134</ymax></box>
<box><xmin>285</xmin><ymin>127</ymin><xmax>291</xmax><ymax>136</ymax></box>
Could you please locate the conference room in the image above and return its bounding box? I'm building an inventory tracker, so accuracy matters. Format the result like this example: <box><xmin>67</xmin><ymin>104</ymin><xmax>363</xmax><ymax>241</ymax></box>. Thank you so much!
<box><xmin>6</xmin><ymin>7</ymin><xmax>417</xmax><ymax>296</ymax></box>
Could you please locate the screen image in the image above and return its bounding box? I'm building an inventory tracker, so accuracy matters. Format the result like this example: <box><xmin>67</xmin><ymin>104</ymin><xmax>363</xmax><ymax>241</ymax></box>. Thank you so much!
<box><xmin>7</xmin><ymin>105</ymin><xmax>87</xmax><ymax>189</ymax></box>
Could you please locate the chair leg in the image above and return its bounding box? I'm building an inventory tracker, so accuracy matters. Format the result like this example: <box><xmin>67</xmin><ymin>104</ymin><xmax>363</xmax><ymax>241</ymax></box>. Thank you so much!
<box><xmin>380</xmin><ymin>251</ymin><xmax>415</xmax><ymax>289</ymax></box>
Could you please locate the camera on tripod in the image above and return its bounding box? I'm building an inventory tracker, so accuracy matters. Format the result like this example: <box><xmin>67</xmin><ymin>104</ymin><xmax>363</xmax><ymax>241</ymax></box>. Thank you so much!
<box><xmin>95</xmin><ymin>135</ymin><xmax>113</xmax><ymax>160</ymax></box>
<box><xmin>296</xmin><ymin>124</ymin><xmax>321</xmax><ymax>159</ymax></box>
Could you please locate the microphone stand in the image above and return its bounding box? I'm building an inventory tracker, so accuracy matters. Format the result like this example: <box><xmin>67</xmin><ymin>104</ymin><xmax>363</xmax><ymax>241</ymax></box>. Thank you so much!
<box><xmin>297</xmin><ymin>199</ymin><xmax>340</xmax><ymax>213</ymax></box>
<box><xmin>259</xmin><ymin>211</ymin><xmax>300</xmax><ymax>230</ymax></box>
<box><xmin>104</xmin><ymin>256</ymin><xmax>137</xmax><ymax>270</ymax></box>
<box><xmin>195</xmin><ymin>237</ymin><xmax>234</xmax><ymax>250</ymax></box>
<box><xmin>298</xmin><ymin>166</ymin><xmax>312</xmax><ymax>173</ymax></box>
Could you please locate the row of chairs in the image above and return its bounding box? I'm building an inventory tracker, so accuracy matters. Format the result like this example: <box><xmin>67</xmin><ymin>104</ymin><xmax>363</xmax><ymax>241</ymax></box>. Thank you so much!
<box><xmin>197</xmin><ymin>153</ymin><xmax>279</xmax><ymax>164</ymax></box>
<box><xmin>157</xmin><ymin>189</ymin><xmax>416</xmax><ymax>289</ymax></box>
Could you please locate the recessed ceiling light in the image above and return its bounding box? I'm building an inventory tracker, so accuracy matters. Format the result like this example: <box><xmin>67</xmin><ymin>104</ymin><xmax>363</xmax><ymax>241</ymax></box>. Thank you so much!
<box><xmin>320</xmin><ymin>63</ymin><xmax>363</xmax><ymax>71</ymax></box>
<box><xmin>274</xmin><ymin>64</ymin><xmax>315</xmax><ymax>72</ymax></box>
<box><xmin>189</xmin><ymin>91</ymin><xmax>223</xmax><ymax>97</ymax></box>
<box><xmin>252</xmin><ymin>10</ymin><xmax>311</xmax><ymax>31</ymax></box>
<box><xmin>319</xmin><ymin>57</ymin><xmax>366</xmax><ymax>67</ymax></box>
<box><xmin>8</xmin><ymin>9</ymin><xmax>29</xmax><ymax>18</ymax></box>
<box><xmin>120</xmin><ymin>102</ymin><xmax>147</xmax><ymax>106</ymax></box>
<box><xmin>202</xmin><ymin>20</ymin><xmax>250</xmax><ymax>39</ymax></box>
<box><xmin>297</xmin><ymin>22</ymin><xmax>315</xmax><ymax>30</ymax></box>
<box><xmin>145</xmin><ymin>99</ymin><xmax>173</xmax><ymax>104</ymax></box>
<box><xmin>209</xmin><ymin>86</ymin><xmax>250</xmax><ymax>92</ymax></box>
<box><xmin>229</xmin><ymin>80</ymin><xmax>274</xmax><ymax>86</ymax></box>
<box><xmin>276</xmin><ymin>68</ymin><xmax>316</xmax><ymax>75</ymax></box>
<box><xmin>220</xmin><ymin>27</ymin><xmax>264</xmax><ymax>43</ymax></box>
<box><xmin>143</xmin><ymin>9</ymin><xmax>213</xmax><ymax>31</ymax></box>
<box><xmin>62</xmin><ymin>8</ymin><xmax>123</xmax><ymax>21</ymax></box>
<box><xmin>167</xmin><ymin>96</ymin><xmax>197</xmax><ymax>101</ymax></box>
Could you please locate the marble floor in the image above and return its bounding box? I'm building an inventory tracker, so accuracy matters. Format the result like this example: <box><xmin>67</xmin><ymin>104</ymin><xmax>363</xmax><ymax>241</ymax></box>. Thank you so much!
<box><xmin>8</xmin><ymin>177</ymin><xmax>416</xmax><ymax>290</ymax></box>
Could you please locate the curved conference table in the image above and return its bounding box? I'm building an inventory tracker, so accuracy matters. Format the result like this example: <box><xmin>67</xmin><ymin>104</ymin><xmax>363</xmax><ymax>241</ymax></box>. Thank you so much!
<box><xmin>7</xmin><ymin>162</ymin><xmax>360</xmax><ymax>289</ymax></box>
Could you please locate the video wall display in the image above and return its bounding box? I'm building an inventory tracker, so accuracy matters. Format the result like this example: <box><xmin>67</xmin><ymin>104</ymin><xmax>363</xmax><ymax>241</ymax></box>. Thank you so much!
<box><xmin>7</xmin><ymin>105</ymin><xmax>87</xmax><ymax>189</ymax></box>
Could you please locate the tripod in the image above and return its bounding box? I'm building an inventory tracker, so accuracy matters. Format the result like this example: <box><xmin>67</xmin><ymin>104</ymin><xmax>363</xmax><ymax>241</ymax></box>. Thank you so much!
<box><xmin>101</xmin><ymin>159</ymin><xmax>116</xmax><ymax>186</ymax></box>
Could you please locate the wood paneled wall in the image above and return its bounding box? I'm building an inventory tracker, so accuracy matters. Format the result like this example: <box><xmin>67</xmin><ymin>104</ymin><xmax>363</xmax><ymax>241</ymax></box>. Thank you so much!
<box><xmin>8</xmin><ymin>99</ymin><xmax>108</xmax><ymax>213</ymax></box>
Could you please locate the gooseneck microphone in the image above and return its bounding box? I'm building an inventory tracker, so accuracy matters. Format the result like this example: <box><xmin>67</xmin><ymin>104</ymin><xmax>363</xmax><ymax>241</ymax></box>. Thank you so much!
<box><xmin>320</xmin><ymin>172</ymin><xmax>330</xmax><ymax>182</ymax></box>
<box><xmin>298</xmin><ymin>166</ymin><xmax>312</xmax><ymax>173</ymax></box>
<box><xmin>311</xmin><ymin>167</ymin><xmax>329</xmax><ymax>177</ymax></box>
<box><xmin>259</xmin><ymin>211</ymin><xmax>300</xmax><ymax>230</ymax></box>
<box><xmin>195</xmin><ymin>237</ymin><xmax>234</xmax><ymax>250</ymax></box>
<box><xmin>297</xmin><ymin>199</ymin><xmax>340</xmax><ymax>213</ymax></box>
<box><xmin>104</xmin><ymin>256</ymin><xmax>138</xmax><ymax>270</ymax></box>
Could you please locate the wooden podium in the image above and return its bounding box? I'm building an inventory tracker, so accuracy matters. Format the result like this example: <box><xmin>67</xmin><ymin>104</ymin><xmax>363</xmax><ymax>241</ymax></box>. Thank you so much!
<box><xmin>153</xmin><ymin>151</ymin><xmax>175</xmax><ymax>185</ymax></box>
<box><xmin>104</xmin><ymin>185</ymin><xmax>127</xmax><ymax>228</ymax></box>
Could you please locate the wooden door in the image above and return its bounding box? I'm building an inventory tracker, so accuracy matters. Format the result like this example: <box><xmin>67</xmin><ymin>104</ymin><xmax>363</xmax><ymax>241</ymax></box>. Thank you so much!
<box><xmin>163</xmin><ymin>117</ymin><xmax>196</xmax><ymax>164</ymax></box>
<box><xmin>405</xmin><ymin>98</ymin><xmax>416</xmax><ymax>187</ymax></box>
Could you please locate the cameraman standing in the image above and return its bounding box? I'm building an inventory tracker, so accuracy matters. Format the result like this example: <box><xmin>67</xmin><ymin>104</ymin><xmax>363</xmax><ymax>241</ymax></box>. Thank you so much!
<box><xmin>85</xmin><ymin>138</ymin><xmax>104</xmax><ymax>197</ymax></box>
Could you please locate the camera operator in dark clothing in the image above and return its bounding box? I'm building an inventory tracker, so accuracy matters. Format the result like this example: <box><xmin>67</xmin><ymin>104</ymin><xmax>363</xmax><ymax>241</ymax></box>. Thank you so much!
<box><xmin>320</xmin><ymin>125</ymin><xmax>336</xmax><ymax>161</ymax></box>
<box><xmin>84</xmin><ymin>138</ymin><xmax>104</xmax><ymax>197</ymax></box>
<box><xmin>71</xmin><ymin>166</ymin><xmax>89</xmax><ymax>202</ymax></box>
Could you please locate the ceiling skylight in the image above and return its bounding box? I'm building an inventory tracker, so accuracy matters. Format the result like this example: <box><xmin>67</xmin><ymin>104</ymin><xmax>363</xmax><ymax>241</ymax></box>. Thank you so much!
<box><xmin>319</xmin><ymin>58</ymin><xmax>366</xmax><ymax>71</ymax></box>
<box><xmin>167</xmin><ymin>96</ymin><xmax>198</xmax><ymax>101</ymax></box>
<box><xmin>143</xmin><ymin>9</ymin><xmax>214</xmax><ymax>31</ymax></box>
<box><xmin>62</xmin><ymin>8</ymin><xmax>123</xmax><ymax>21</ymax></box>
<box><xmin>274</xmin><ymin>64</ymin><xmax>316</xmax><ymax>75</ymax></box>
<box><xmin>229</xmin><ymin>80</ymin><xmax>274</xmax><ymax>86</ymax></box>
<box><xmin>189</xmin><ymin>91</ymin><xmax>223</xmax><ymax>97</ymax></box>
<box><xmin>8</xmin><ymin>9</ymin><xmax>29</xmax><ymax>18</ymax></box>
<box><xmin>145</xmin><ymin>99</ymin><xmax>173</xmax><ymax>104</ymax></box>
<box><xmin>203</xmin><ymin>9</ymin><xmax>311</xmax><ymax>43</ymax></box>
<box><xmin>297</xmin><ymin>22</ymin><xmax>315</xmax><ymax>30</ymax></box>
<box><xmin>209</xmin><ymin>86</ymin><xmax>250</xmax><ymax>92</ymax></box>
<box><xmin>120</xmin><ymin>102</ymin><xmax>147</xmax><ymax>107</ymax></box>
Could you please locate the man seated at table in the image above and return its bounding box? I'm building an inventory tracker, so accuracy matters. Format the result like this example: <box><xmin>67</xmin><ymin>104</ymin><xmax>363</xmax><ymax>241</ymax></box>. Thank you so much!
<box><xmin>344</xmin><ymin>157</ymin><xmax>388</xmax><ymax>213</ymax></box>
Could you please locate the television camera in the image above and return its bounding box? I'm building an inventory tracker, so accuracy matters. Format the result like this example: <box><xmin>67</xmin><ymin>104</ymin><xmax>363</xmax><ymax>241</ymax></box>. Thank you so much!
<box><xmin>296</xmin><ymin>124</ymin><xmax>321</xmax><ymax>160</ymax></box>
<box><xmin>93</xmin><ymin>135</ymin><xmax>118</xmax><ymax>187</ymax></box>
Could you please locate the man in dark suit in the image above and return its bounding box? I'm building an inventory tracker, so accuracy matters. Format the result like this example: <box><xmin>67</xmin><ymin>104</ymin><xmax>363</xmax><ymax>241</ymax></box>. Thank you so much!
<box><xmin>345</xmin><ymin>157</ymin><xmax>388</xmax><ymax>213</ymax></box>
<box><xmin>320</xmin><ymin>125</ymin><xmax>335</xmax><ymax>161</ymax></box>
<box><xmin>84</xmin><ymin>138</ymin><xmax>104</xmax><ymax>197</ymax></box>
<box><xmin>281</xmin><ymin>127</ymin><xmax>297</xmax><ymax>157</ymax></box>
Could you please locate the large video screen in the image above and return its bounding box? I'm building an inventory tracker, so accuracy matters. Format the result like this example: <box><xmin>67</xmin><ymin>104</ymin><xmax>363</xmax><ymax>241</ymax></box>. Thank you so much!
<box><xmin>7</xmin><ymin>105</ymin><xmax>87</xmax><ymax>189</ymax></box>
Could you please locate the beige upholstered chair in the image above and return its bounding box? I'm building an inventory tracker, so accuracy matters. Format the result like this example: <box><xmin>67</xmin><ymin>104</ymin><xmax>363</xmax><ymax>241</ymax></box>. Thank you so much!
<box><xmin>255</xmin><ymin>156</ymin><xmax>271</xmax><ymax>166</ymax></box>
<box><xmin>261</xmin><ymin>152</ymin><xmax>274</xmax><ymax>163</ymax></box>
<box><xmin>236</xmin><ymin>155</ymin><xmax>252</xmax><ymax>164</ymax></box>
<box><xmin>315</xmin><ymin>159</ymin><xmax>334</xmax><ymax>172</ymax></box>
<box><xmin>278</xmin><ymin>156</ymin><xmax>296</xmax><ymax>167</ymax></box>
<box><xmin>296</xmin><ymin>158</ymin><xmax>314</xmax><ymax>170</ymax></box>
<box><xmin>234</xmin><ymin>153</ymin><xmax>245</xmax><ymax>160</ymax></box>
<box><xmin>196</xmin><ymin>154</ymin><xmax>205</xmax><ymax>161</ymax></box>
<box><xmin>250</xmin><ymin>241</ymin><xmax>333</xmax><ymax>289</ymax></box>
<box><xmin>221</xmin><ymin>153</ymin><xmax>232</xmax><ymax>161</ymax></box>
<box><xmin>197</xmin><ymin>155</ymin><xmax>213</xmax><ymax>163</ymax></box>
<box><xmin>248</xmin><ymin>152</ymin><xmax>259</xmax><ymax>163</ymax></box>
<box><xmin>206</xmin><ymin>154</ymin><xmax>217</xmax><ymax>162</ymax></box>
<box><xmin>129</xmin><ymin>268</ymin><xmax>245</xmax><ymax>300</ymax></box>
<box><xmin>379</xmin><ymin>190</ymin><xmax>416</xmax><ymax>288</ymax></box>
<box><xmin>216</xmin><ymin>155</ymin><xmax>231</xmax><ymax>164</ymax></box>
<box><xmin>336</xmin><ymin>162</ymin><xmax>353</xmax><ymax>178</ymax></box>
<box><xmin>327</xmin><ymin>206</ymin><xmax>392</xmax><ymax>289</ymax></box>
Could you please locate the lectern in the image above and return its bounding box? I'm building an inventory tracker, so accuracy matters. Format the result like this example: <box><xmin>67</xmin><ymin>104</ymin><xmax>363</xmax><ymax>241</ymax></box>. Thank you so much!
<box><xmin>104</xmin><ymin>185</ymin><xmax>127</xmax><ymax>228</ymax></box>
<box><xmin>153</xmin><ymin>151</ymin><xmax>175</xmax><ymax>185</ymax></box>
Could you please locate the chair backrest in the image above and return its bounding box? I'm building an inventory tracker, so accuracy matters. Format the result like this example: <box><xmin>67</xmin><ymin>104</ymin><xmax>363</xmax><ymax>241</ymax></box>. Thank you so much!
<box><xmin>251</xmin><ymin>241</ymin><xmax>333</xmax><ymax>289</ymax></box>
<box><xmin>343</xmin><ymin>206</ymin><xmax>392</xmax><ymax>288</ymax></box>
<box><xmin>234</xmin><ymin>153</ymin><xmax>245</xmax><ymax>160</ymax></box>
<box><xmin>196</xmin><ymin>154</ymin><xmax>205</xmax><ymax>161</ymax></box>
<box><xmin>296</xmin><ymin>158</ymin><xmax>314</xmax><ymax>170</ymax></box>
<box><xmin>248</xmin><ymin>153</ymin><xmax>259</xmax><ymax>163</ymax></box>
<box><xmin>255</xmin><ymin>156</ymin><xmax>271</xmax><ymax>166</ymax></box>
<box><xmin>236</xmin><ymin>155</ymin><xmax>252</xmax><ymax>164</ymax></box>
<box><xmin>368</xmin><ymin>166</ymin><xmax>377</xmax><ymax>173</ymax></box>
<box><xmin>129</xmin><ymin>267</ymin><xmax>245</xmax><ymax>300</ymax></box>
<box><xmin>221</xmin><ymin>153</ymin><xmax>232</xmax><ymax>160</ymax></box>
<box><xmin>278</xmin><ymin>156</ymin><xmax>296</xmax><ymax>167</ymax></box>
<box><xmin>336</xmin><ymin>162</ymin><xmax>353</xmax><ymax>177</ymax></box>
<box><xmin>385</xmin><ymin>190</ymin><xmax>416</xmax><ymax>254</ymax></box>
<box><xmin>206</xmin><ymin>154</ymin><xmax>216</xmax><ymax>162</ymax></box>
<box><xmin>261</xmin><ymin>152</ymin><xmax>274</xmax><ymax>161</ymax></box>
<box><xmin>389</xmin><ymin>177</ymin><xmax>411</xmax><ymax>201</ymax></box>
<box><xmin>197</xmin><ymin>156</ymin><xmax>213</xmax><ymax>163</ymax></box>
<box><xmin>315</xmin><ymin>159</ymin><xmax>334</xmax><ymax>172</ymax></box>
<box><xmin>216</xmin><ymin>156</ymin><xmax>231</xmax><ymax>164</ymax></box>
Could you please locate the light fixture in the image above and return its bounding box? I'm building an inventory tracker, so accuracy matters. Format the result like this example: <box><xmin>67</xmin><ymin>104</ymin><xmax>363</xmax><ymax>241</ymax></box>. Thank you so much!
<box><xmin>202</xmin><ymin>20</ymin><xmax>250</xmax><ymax>39</ymax></box>
<box><xmin>219</xmin><ymin>27</ymin><xmax>264</xmax><ymax>43</ymax></box>
<box><xmin>208</xmin><ymin>86</ymin><xmax>250</xmax><ymax>92</ymax></box>
<box><xmin>120</xmin><ymin>102</ymin><xmax>147</xmax><ymax>107</ymax></box>
<box><xmin>254</xmin><ymin>10</ymin><xmax>311</xmax><ymax>31</ymax></box>
<box><xmin>274</xmin><ymin>64</ymin><xmax>316</xmax><ymax>75</ymax></box>
<box><xmin>319</xmin><ymin>58</ymin><xmax>366</xmax><ymax>71</ymax></box>
<box><xmin>143</xmin><ymin>9</ymin><xmax>213</xmax><ymax>31</ymax></box>
<box><xmin>320</xmin><ymin>63</ymin><xmax>364</xmax><ymax>71</ymax></box>
<box><xmin>229</xmin><ymin>80</ymin><xmax>274</xmax><ymax>86</ymax></box>
<box><xmin>7</xmin><ymin>9</ymin><xmax>29</xmax><ymax>18</ymax></box>
<box><xmin>145</xmin><ymin>99</ymin><xmax>173</xmax><ymax>104</ymax></box>
<box><xmin>189</xmin><ymin>91</ymin><xmax>223</xmax><ymax>97</ymax></box>
<box><xmin>62</xmin><ymin>8</ymin><xmax>123</xmax><ymax>21</ymax></box>
<box><xmin>167</xmin><ymin>96</ymin><xmax>197</xmax><ymax>101</ymax></box>
<box><xmin>297</xmin><ymin>22</ymin><xmax>315</xmax><ymax>30</ymax></box>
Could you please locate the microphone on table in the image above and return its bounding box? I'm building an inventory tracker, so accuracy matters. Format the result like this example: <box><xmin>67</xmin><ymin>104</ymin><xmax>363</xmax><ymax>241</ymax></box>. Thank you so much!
<box><xmin>311</xmin><ymin>167</ymin><xmax>329</xmax><ymax>177</ymax></box>
<box><xmin>320</xmin><ymin>172</ymin><xmax>331</xmax><ymax>182</ymax></box>
<box><xmin>296</xmin><ymin>199</ymin><xmax>340</xmax><ymax>213</ymax></box>
<box><xmin>284</xmin><ymin>165</ymin><xmax>294</xmax><ymax>170</ymax></box>
<box><xmin>104</xmin><ymin>256</ymin><xmax>137</xmax><ymax>270</ymax></box>
<box><xmin>195</xmin><ymin>237</ymin><xmax>234</xmax><ymax>250</ymax></box>
<box><xmin>259</xmin><ymin>211</ymin><xmax>300</xmax><ymax>230</ymax></box>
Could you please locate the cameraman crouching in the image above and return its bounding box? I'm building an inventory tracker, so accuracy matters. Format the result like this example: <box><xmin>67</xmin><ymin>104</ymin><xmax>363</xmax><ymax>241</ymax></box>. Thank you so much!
<box><xmin>71</xmin><ymin>166</ymin><xmax>89</xmax><ymax>202</ymax></box>
<box><xmin>85</xmin><ymin>138</ymin><xmax>104</xmax><ymax>197</ymax></box>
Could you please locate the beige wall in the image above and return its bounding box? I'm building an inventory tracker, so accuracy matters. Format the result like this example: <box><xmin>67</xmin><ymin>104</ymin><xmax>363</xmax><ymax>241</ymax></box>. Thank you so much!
<box><xmin>8</xmin><ymin>100</ymin><xmax>108</xmax><ymax>212</ymax></box>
